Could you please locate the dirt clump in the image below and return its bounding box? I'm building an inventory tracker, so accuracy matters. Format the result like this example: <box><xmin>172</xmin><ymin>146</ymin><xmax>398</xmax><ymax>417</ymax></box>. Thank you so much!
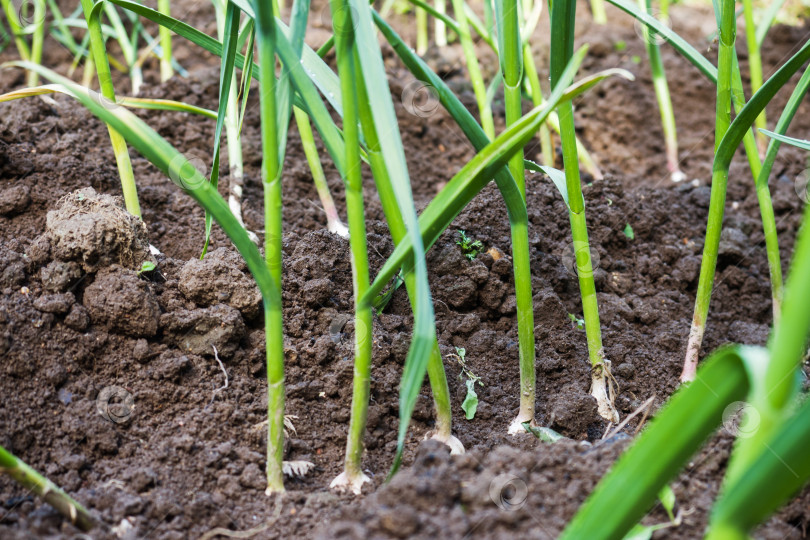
<box><xmin>37</xmin><ymin>187</ymin><xmax>154</xmax><ymax>273</ymax></box>
<box><xmin>83</xmin><ymin>265</ymin><xmax>161</xmax><ymax>338</ymax></box>
<box><xmin>178</xmin><ymin>247</ymin><xmax>262</xmax><ymax>320</ymax></box>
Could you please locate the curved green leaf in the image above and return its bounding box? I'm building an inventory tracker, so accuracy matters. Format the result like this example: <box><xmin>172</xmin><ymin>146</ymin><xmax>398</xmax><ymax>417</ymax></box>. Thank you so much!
<box><xmin>605</xmin><ymin>0</ymin><xmax>717</xmax><ymax>83</ymax></box>
<box><xmin>0</xmin><ymin>84</ymin><xmax>216</xmax><ymax>118</ymax></box>
<box><xmin>348</xmin><ymin>0</ymin><xmax>436</xmax><ymax>475</ymax></box>
<box><xmin>560</xmin><ymin>346</ymin><xmax>759</xmax><ymax>540</ymax></box>
<box><xmin>709</xmin><ymin>395</ymin><xmax>810</xmax><ymax>538</ymax></box>
<box><xmin>361</xmin><ymin>63</ymin><xmax>632</xmax><ymax>305</ymax></box>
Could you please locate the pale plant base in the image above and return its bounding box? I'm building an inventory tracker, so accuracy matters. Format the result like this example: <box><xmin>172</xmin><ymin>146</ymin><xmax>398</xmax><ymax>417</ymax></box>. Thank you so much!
<box><xmin>330</xmin><ymin>470</ymin><xmax>371</xmax><ymax>495</ymax></box>
<box><xmin>508</xmin><ymin>414</ymin><xmax>536</xmax><ymax>436</ymax></box>
<box><xmin>590</xmin><ymin>362</ymin><xmax>619</xmax><ymax>423</ymax></box>
<box><xmin>425</xmin><ymin>431</ymin><xmax>465</xmax><ymax>454</ymax></box>
<box><xmin>680</xmin><ymin>323</ymin><xmax>704</xmax><ymax>383</ymax></box>
<box><xmin>328</xmin><ymin>219</ymin><xmax>350</xmax><ymax>239</ymax></box>
<box><xmin>228</xmin><ymin>190</ymin><xmax>260</xmax><ymax>245</ymax></box>
<box><xmin>671</xmin><ymin>170</ymin><xmax>686</xmax><ymax>183</ymax></box>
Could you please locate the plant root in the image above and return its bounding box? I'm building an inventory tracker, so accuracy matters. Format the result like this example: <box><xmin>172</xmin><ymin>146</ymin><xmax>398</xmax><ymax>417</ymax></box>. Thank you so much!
<box><xmin>330</xmin><ymin>470</ymin><xmax>371</xmax><ymax>495</ymax></box>
<box><xmin>282</xmin><ymin>460</ymin><xmax>315</xmax><ymax>478</ymax></box>
<box><xmin>591</xmin><ymin>360</ymin><xmax>620</xmax><ymax>423</ymax></box>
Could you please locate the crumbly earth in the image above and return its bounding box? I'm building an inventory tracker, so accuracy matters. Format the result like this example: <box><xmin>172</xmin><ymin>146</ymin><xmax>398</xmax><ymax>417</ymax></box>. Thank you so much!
<box><xmin>1</xmin><ymin>1</ymin><xmax>810</xmax><ymax>539</ymax></box>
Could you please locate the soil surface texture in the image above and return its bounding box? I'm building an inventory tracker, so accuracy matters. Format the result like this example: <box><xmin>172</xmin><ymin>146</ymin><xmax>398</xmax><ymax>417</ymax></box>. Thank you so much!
<box><xmin>2</xmin><ymin>1</ymin><xmax>810</xmax><ymax>538</ymax></box>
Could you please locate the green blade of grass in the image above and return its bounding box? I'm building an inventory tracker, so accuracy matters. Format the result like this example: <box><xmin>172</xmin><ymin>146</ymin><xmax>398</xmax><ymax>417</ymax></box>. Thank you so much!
<box><xmin>353</xmin><ymin>50</ymin><xmax>459</xmax><ymax>453</ymax></box>
<box><xmin>0</xmin><ymin>84</ymin><xmax>217</xmax><ymax>119</ymax></box>
<box><xmin>604</xmin><ymin>0</ymin><xmax>717</xmax><ymax>83</ymax></box>
<box><xmin>751</xmin><ymin>66</ymin><xmax>810</xmax><ymax>323</ymax></box>
<box><xmin>684</xmin><ymin>36</ymin><xmax>810</xmax><ymax>382</ymax></box>
<box><xmin>251</xmin><ymin>0</ymin><xmax>286</xmax><ymax>494</ymax></box>
<box><xmin>157</xmin><ymin>0</ymin><xmax>173</xmax><ymax>81</ymax></box>
<box><xmin>80</xmin><ymin>0</ymin><xmax>140</xmax><ymax>218</ymax></box>
<box><xmin>328</xmin><ymin>0</ymin><xmax>374</xmax><ymax>494</ymax></box>
<box><xmin>361</xmin><ymin>63</ymin><xmax>629</xmax><ymax>305</ymax></box>
<box><xmin>559</xmin><ymin>346</ymin><xmax>757</xmax><ymax>539</ymax></box>
<box><xmin>495</xmin><ymin>0</ymin><xmax>537</xmax><ymax>431</ymax></box>
<box><xmin>759</xmin><ymin>129</ymin><xmax>810</xmax><ymax>152</ymax></box>
<box><xmin>708</xmin><ymin>394</ymin><xmax>810</xmax><ymax>538</ymax></box>
<box><xmin>687</xmin><ymin>39</ymin><xmax>810</xmax><ymax>485</ymax></box>
<box><xmin>348</xmin><ymin>0</ymin><xmax>437</xmax><ymax>475</ymax></box>
<box><xmin>755</xmin><ymin>0</ymin><xmax>787</xmax><ymax>48</ymax></box>
<box><xmin>551</xmin><ymin>0</ymin><xmax>618</xmax><ymax>422</ymax></box>
<box><xmin>203</xmin><ymin>0</ymin><xmax>241</xmax><ymax>257</ymax></box>
<box><xmin>0</xmin><ymin>445</ymin><xmax>95</xmax><ymax>532</ymax></box>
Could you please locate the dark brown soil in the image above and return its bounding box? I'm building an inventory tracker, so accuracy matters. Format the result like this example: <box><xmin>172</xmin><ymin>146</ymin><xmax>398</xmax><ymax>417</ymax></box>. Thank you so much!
<box><xmin>2</xmin><ymin>1</ymin><xmax>810</xmax><ymax>539</ymax></box>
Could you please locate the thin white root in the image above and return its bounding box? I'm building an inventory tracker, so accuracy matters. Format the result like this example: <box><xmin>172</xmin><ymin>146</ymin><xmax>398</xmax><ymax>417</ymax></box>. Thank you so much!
<box><xmin>507</xmin><ymin>414</ymin><xmax>536</xmax><ymax>436</ymax></box>
<box><xmin>330</xmin><ymin>470</ymin><xmax>371</xmax><ymax>495</ymax></box>
<box><xmin>282</xmin><ymin>460</ymin><xmax>315</xmax><ymax>478</ymax></box>
<box><xmin>591</xmin><ymin>361</ymin><xmax>620</xmax><ymax>423</ymax></box>
<box><xmin>426</xmin><ymin>432</ymin><xmax>465</xmax><ymax>454</ymax></box>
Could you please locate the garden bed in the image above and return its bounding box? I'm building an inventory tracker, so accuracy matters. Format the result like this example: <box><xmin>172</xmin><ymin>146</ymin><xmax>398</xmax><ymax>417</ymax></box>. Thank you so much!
<box><xmin>1</xmin><ymin>1</ymin><xmax>810</xmax><ymax>538</ymax></box>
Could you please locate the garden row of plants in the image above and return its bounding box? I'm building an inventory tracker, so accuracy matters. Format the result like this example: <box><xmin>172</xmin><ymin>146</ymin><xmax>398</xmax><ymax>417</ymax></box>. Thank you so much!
<box><xmin>2</xmin><ymin>0</ymin><xmax>810</xmax><ymax>537</ymax></box>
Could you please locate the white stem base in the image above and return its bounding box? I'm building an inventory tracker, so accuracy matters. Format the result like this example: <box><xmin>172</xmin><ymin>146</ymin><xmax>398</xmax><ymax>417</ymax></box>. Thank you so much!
<box><xmin>328</xmin><ymin>219</ymin><xmax>350</xmax><ymax>239</ymax></box>
<box><xmin>426</xmin><ymin>432</ymin><xmax>465</xmax><ymax>454</ymax></box>
<box><xmin>508</xmin><ymin>413</ymin><xmax>536</xmax><ymax>436</ymax></box>
<box><xmin>680</xmin><ymin>323</ymin><xmax>704</xmax><ymax>383</ymax></box>
<box><xmin>330</xmin><ymin>470</ymin><xmax>371</xmax><ymax>496</ymax></box>
<box><xmin>590</xmin><ymin>362</ymin><xmax>619</xmax><ymax>423</ymax></box>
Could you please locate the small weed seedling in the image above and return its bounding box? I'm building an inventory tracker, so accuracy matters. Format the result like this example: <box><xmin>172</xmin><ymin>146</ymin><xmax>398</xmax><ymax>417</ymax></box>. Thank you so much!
<box><xmin>568</xmin><ymin>313</ymin><xmax>586</xmax><ymax>330</ymax></box>
<box><xmin>451</xmin><ymin>347</ymin><xmax>482</xmax><ymax>420</ymax></box>
<box><xmin>137</xmin><ymin>260</ymin><xmax>157</xmax><ymax>277</ymax></box>
<box><xmin>456</xmin><ymin>229</ymin><xmax>483</xmax><ymax>261</ymax></box>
